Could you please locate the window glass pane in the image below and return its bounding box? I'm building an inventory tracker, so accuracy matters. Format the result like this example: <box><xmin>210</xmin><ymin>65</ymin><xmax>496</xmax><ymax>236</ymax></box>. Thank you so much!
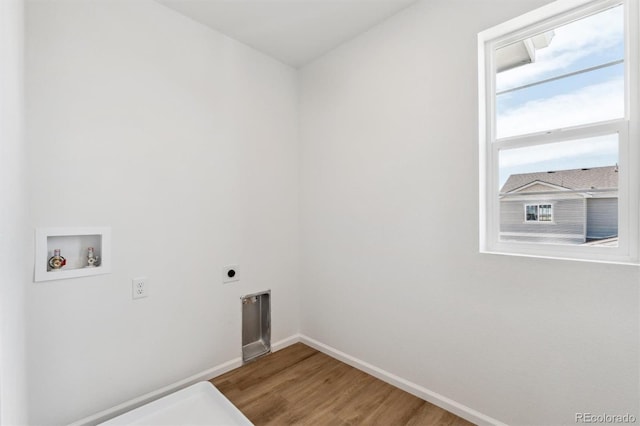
<box><xmin>498</xmin><ymin>134</ymin><xmax>619</xmax><ymax>246</ymax></box>
<box><xmin>526</xmin><ymin>205</ymin><xmax>538</xmax><ymax>221</ymax></box>
<box><xmin>539</xmin><ymin>205</ymin><xmax>553</xmax><ymax>221</ymax></box>
<box><xmin>494</xmin><ymin>5</ymin><xmax>624</xmax><ymax>139</ymax></box>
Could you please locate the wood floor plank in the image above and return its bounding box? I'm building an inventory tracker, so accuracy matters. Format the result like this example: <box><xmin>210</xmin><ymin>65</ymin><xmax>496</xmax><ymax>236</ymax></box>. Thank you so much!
<box><xmin>268</xmin><ymin>364</ymin><xmax>372</xmax><ymax>426</ymax></box>
<box><xmin>289</xmin><ymin>363</ymin><xmax>371</xmax><ymax>413</ymax></box>
<box><xmin>358</xmin><ymin>387</ymin><xmax>425</xmax><ymax>426</ymax></box>
<box><xmin>241</xmin><ymin>394</ymin><xmax>290</xmax><ymax>425</ymax></box>
<box><xmin>405</xmin><ymin>401</ymin><xmax>476</xmax><ymax>426</ymax></box>
<box><xmin>219</xmin><ymin>352</ymin><xmax>340</xmax><ymax>408</ymax></box>
<box><xmin>213</xmin><ymin>343</ymin><xmax>317</xmax><ymax>392</ymax></box>
<box><xmin>210</xmin><ymin>343</ymin><xmax>476</xmax><ymax>426</ymax></box>
<box><xmin>333</xmin><ymin>377</ymin><xmax>396</xmax><ymax>425</ymax></box>
<box><xmin>276</xmin><ymin>356</ymin><xmax>346</xmax><ymax>403</ymax></box>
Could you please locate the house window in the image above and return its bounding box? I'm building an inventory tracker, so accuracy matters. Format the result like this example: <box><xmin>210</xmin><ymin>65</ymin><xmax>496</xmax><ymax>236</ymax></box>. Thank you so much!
<box><xmin>525</xmin><ymin>204</ymin><xmax>552</xmax><ymax>222</ymax></box>
<box><xmin>479</xmin><ymin>0</ymin><xmax>639</xmax><ymax>263</ymax></box>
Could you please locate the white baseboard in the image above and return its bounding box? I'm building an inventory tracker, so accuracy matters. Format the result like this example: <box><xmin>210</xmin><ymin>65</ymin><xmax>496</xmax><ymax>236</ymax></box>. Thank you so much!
<box><xmin>69</xmin><ymin>335</ymin><xmax>301</xmax><ymax>426</ymax></box>
<box><xmin>272</xmin><ymin>333</ymin><xmax>301</xmax><ymax>351</ymax></box>
<box><xmin>299</xmin><ymin>335</ymin><xmax>506</xmax><ymax>426</ymax></box>
<box><xmin>71</xmin><ymin>334</ymin><xmax>501</xmax><ymax>426</ymax></box>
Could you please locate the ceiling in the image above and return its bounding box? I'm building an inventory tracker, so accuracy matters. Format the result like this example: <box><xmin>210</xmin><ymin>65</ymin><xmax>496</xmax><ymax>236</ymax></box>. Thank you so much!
<box><xmin>156</xmin><ymin>0</ymin><xmax>418</xmax><ymax>68</ymax></box>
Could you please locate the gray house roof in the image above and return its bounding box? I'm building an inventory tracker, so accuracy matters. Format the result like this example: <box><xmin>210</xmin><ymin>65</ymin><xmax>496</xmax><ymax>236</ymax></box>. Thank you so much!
<box><xmin>501</xmin><ymin>165</ymin><xmax>618</xmax><ymax>194</ymax></box>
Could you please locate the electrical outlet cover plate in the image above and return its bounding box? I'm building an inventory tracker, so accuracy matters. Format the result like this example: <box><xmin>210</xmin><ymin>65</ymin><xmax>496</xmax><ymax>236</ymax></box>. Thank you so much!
<box><xmin>132</xmin><ymin>277</ymin><xmax>148</xmax><ymax>299</ymax></box>
<box><xmin>222</xmin><ymin>265</ymin><xmax>239</xmax><ymax>283</ymax></box>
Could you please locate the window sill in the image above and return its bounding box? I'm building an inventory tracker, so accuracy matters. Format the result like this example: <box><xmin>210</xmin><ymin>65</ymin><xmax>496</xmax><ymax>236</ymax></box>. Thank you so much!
<box><xmin>480</xmin><ymin>248</ymin><xmax>639</xmax><ymax>266</ymax></box>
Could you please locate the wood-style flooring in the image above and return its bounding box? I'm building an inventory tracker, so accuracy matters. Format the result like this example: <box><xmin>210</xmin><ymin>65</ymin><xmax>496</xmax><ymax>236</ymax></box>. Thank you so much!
<box><xmin>211</xmin><ymin>343</ymin><xmax>475</xmax><ymax>426</ymax></box>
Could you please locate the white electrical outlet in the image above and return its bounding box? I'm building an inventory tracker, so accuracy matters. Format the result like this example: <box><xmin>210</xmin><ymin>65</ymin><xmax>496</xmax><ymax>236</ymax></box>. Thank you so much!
<box><xmin>132</xmin><ymin>277</ymin><xmax>148</xmax><ymax>299</ymax></box>
<box><xmin>222</xmin><ymin>265</ymin><xmax>239</xmax><ymax>283</ymax></box>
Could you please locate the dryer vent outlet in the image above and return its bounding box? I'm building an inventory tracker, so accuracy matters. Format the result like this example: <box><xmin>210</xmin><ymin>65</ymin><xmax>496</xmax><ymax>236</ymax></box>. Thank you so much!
<box><xmin>241</xmin><ymin>290</ymin><xmax>271</xmax><ymax>363</ymax></box>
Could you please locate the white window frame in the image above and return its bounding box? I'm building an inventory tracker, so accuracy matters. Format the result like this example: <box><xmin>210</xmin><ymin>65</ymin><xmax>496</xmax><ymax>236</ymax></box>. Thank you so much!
<box><xmin>479</xmin><ymin>0</ymin><xmax>640</xmax><ymax>264</ymax></box>
<box><xmin>524</xmin><ymin>204</ymin><xmax>553</xmax><ymax>223</ymax></box>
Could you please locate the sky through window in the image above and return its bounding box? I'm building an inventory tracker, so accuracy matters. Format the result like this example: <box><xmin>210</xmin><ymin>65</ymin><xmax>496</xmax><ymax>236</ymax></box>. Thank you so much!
<box><xmin>495</xmin><ymin>5</ymin><xmax>624</xmax><ymax>188</ymax></box>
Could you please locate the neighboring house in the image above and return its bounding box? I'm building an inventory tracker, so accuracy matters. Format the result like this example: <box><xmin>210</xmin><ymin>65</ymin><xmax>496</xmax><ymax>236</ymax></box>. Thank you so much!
<box><xmin>500</xmin><ymin>165</ymin><xmax>618</xmax><ymax>244</ymax></box>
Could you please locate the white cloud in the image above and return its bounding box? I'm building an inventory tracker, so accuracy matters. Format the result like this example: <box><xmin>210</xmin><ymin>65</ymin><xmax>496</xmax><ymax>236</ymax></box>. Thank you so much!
<box><xmin>496</xmin><ymin>5</ymin><xmax>623</xmax><ymax>91</ymax></box>
<box><xmin>497</xmin><ymin>77</ymin><xmax>623</xmax><ymax>139</ymax></box>
<box><xmin>500</xmin><ymin>134</ymin><xmax>618</xmax><ymax>169</ymax></box>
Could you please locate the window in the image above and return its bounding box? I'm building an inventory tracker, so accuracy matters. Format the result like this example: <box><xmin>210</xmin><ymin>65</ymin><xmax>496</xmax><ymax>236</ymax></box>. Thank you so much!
<box><xmin>525</xmin><ymin>204</ymin><xmax>552</xmax><ymax>222</ymax></box>
<box><xmin>479</xmin><ymin>0</ymin><xmax>639</xmax><ymax>263</ymax></box>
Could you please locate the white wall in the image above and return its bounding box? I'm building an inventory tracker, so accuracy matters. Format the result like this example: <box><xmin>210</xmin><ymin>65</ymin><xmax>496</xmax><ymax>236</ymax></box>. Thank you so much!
<box><xmin>25</xmin><ymin>1</ymin><xmax>299</xmax><ymax>424</ymax></box>
<box><xmin>0</xmin><ymin>0</ymin><xmax>29</xmax><ymax>424</ymax></box>
<box><xmin>299</xmin><ymin>1</ymin><xmax>640</xmax><ymax>425</ymax></box>
<box><xmin>24</xmin><ymin>0</ymin><xmax>640</xmax><ymax>424</ymax></box>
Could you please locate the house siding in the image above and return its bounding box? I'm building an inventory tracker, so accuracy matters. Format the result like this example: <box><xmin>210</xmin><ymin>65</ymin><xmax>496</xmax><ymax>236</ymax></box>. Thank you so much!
<box><xmin>586</xmin><ymin>198</ymin><xmax>618</xmax><ymax>239</ymax></box>
<box><xmin>500</xmin><ymin>198</ymin><xmax>585</xmax><ymax>244</ymax></box>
